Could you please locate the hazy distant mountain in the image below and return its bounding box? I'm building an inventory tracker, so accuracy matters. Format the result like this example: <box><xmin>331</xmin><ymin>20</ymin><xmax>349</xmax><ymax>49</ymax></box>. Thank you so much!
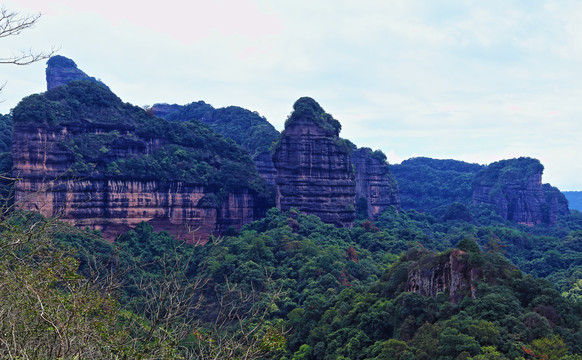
<box><xmin>564</xmin><ymin>191</ymin><xmax>582</xmax><ymax>212</ymax></box>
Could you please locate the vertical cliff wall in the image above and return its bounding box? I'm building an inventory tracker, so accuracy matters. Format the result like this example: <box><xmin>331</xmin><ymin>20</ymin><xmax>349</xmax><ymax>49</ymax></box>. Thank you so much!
<box><xmin>272</xmin><ymin>97</ymin><xmax>356</xmax><ymax>226</ymax></box>
<box><xmin>472</xmin><ymin>157</ymin><xmax>564</xmax><ymax>226</ymax></box>
<box><xmin>12</xmin><ymin>77</ymin><xmax>268</xmax><ymax>242</ymax></box>
<box><xmin>405</xmin><ymin>250</ymin><xmax>480</xmax><ymax>303</ymax></box>
<box><xmin>352</xmin><ymin>147</ymin><xmax>400</xmax><ymax>217</ymax></box>
<box><xmin>12</xmin><ymin>122</ymin><xmax>259</xmax><ymax>242</ymax></box>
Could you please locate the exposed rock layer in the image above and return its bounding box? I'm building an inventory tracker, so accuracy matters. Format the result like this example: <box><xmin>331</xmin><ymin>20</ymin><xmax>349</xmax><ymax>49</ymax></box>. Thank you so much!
<box><xmin>472</xmin><ymin>158</ymin><xmax>566</xmax><ymax>225</ymax></box>
<box><xmin>272</xmin><ymin>98</ymin><xmax>401</xmax><ymax>226</ymax></box>
<box><xmin>352</xmin><ymin>148</ymin><xmax>400</xmax><ymax>217</ymax></box>
<box><xmin>46</xmin><ymin>55</ymin><xmax>103</xmax><ymax>90</ymax></box>
<box><xmin>405</xmin><ymin>250</ymin><xmax>480</xmax><ymax>303</ymax></box>
<box><xmin>253</xmin><ymin>151</ymin><xmax>277</xmax><ymax>187</ymax></box>
<box><xmin>272</xmin><ymin>105</ymin><xmax>356</xmax><ymax>226</ymax></box>
<box><xmin>12</xmin><ymin>123</ymin><xmax>258</xmax><ymax>242</ymax></box>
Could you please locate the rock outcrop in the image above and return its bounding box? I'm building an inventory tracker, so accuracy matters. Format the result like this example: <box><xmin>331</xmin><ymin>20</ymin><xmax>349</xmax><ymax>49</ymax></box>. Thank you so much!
<box><xmin>12</xmin><ymin>122</ymin><xmax>260</xmax><ymax>243</ymax></box>
<box><xmin>45</xmin><ymin>55</ymin><xmax>104</xmax><ymax>90</ymax></box>
<box><xmin>253</xmin><ymin>151</ymin><xmax>277</xmax><ymax>187</ymax></box>
<box><xmin>472</xmin><ymin>157</ymin><xmax>566</xmax><ymax>226</ymax></box>
<box><xmin>352</xmin><ymin>147</ymin><xmax>400</xmax><ymax>217</ymax></box>
<box><xmin>13</xmin><ymin>72</ymin><xmax>267</xmax><ymax>243</ymax></box>
<box><xmin>405</xmin><ymin>249</ymin><xmax>480</xmax><ymax>303</ymax></box>
<box><xmin>543</xmin><ymin>184</ymin><xmax>570</xmax><ymax>224</ymax></box>
<box><xmin>272</xmin><ymin>97</ymin><xmax>356</xmax><ymax>226</ymax></box>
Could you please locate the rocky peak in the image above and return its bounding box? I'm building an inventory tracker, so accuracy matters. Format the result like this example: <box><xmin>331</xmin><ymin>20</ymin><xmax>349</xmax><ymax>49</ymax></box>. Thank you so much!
<box><xmin>272</xmin><ymin>97</ymin><xmax>356</xmax><ymax>226</ymax></box>
<box><xmin>283</xmin><ymin>97</ymin><xmax>342</xmax><ymax>137</ymax></box>
<box><xmin>46</xmin><ymin>55</ymin><xmax>104</xmax><ymax>90</ymax></box>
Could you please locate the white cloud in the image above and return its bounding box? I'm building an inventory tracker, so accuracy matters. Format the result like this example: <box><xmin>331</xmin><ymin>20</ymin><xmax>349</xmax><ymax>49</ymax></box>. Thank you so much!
<box><xmin>2</xmin><ymin>0</ymin><xmax>582</xmax><ymax>189</ymax></box>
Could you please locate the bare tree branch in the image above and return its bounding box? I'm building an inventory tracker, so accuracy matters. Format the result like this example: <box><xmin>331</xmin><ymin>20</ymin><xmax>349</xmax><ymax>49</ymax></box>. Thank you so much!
<box><xmin>0</xmin><ymin>6</ymin><xmax>57</xmax><ymax>69</ymax></box>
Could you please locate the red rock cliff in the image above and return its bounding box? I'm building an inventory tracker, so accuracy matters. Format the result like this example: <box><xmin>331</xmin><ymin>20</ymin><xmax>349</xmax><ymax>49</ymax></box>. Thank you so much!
<box><xmin>352</xmin><ymin>147</ymin><xmax>400</xmax><ymax>217</ymax></box>
<box><xmin>472</xmin><ymin>157</ymin><xmax>564</xmax><ymax>226</ymax></box>
<box><xmin>272</xmin><ymin>98</ymin><xmax>356</xmax><ymax>226</ymax></box>
<box><xmin>12</xmin><ymin>123</ymin><xmax>258</xmax><ymax>242</ymax></box>
<box><xmin>405</xmin><ymin>249</ymin><xmax>480</xmax><ymax>304</ymax></box>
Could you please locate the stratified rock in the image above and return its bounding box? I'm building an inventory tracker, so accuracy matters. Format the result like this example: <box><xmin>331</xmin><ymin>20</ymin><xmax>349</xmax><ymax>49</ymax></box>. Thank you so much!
<box><xmin>253</xmin><ymin>151</ymin><xmax>277</xmax><ymax>187</ymax></box>
<box><xmin>543</xmin><ymin>184</ymin><xmax>570</xmax><ymax>224</ymax></box>
<box><xmin>352</xmin><ymin>147</ymin><xmax>400</xmax><ymax>217</ymax></box>
<box><xmin>12</xmin><ymin>80</ymin><xmax>265</xmax><ymax>243</ymax></box>
<box><xmin>45</xmin><ymin>55</ymin><xmax>104</xmax><ymax>90</ymax></box>
<box><xmin>272</xmin><ymin>97</ymin><xmax>356</xmax><ymax>226</ymax></box>
<box><xmin>405</xmin><ymin>249</ymin><xmax>480</xmax><ymax>303</ymax></box>
<box><xmin>472</xmin><ymin>157</ymin><xmax>566</xmax><ymax>226</ymax></box>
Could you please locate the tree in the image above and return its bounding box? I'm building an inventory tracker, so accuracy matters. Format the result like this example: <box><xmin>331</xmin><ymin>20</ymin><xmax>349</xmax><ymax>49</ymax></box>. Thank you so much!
<box><xmin>0</xmin><ymin>214</ymin><xmax>127</xmax><ymax>358</ymax></box>
<box><xmin>1</xmin><ymin>6</ymin><xmax>56</xmax><ymax>93</ymax></box>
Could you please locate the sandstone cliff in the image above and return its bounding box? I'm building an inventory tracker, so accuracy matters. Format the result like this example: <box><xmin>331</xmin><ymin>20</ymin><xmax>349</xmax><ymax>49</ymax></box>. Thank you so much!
<box><xmin>12</xmin><ymin>79</ymin><xmax>267</xmax><ymax>242</ymax></box>
<box><xmin>253</xmin><ymin>151</ymin><xmax>277</xmax><ymax>187</ymax></box>
<box><xmin>272</xmin><ymin>97</ymin><xmax>356</xmax><ymax>226</ymax></box>
<box><xmin>352</xmin><ymin>147</ymin><xmax>400</xmax><ymax>217</ymax></box>
<box><xmin>405</xmin><ymin>249</ymin><xmax>480</xmax><ymax>303</ymax></box>
<box><xmin>472</xmin><ymin>157</ymin><xmax>565</xmax><ymax>225</ymax></box>
<box><xmin>46</xmin><ymin>55</ymin><xmax>105</xmax><ymax>90</ymax></box>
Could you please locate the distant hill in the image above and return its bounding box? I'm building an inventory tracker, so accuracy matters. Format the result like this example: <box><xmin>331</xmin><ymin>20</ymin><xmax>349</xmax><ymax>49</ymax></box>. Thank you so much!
<box><xmin>391</xmin><ymin>157</ymin><xmax>484</xmax><ymax>214</ymax></box>
<box><xmin>152</xmin><ymin>102</ymin><xmax>280</xmax><ymax>159</ymax></box>
<box><xmin>564</xmin><ymin>191</ymin><xmax>582</xmax><ymax>211</ymax></box>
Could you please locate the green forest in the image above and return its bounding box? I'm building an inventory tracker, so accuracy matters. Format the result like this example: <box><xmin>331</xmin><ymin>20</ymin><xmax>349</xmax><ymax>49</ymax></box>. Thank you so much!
<box><xmin>2</xmin><ymin>199</ymin><xmax>582</xmax><ymax>358</ymax></box>
<box><xmin>154</xmin><ymin>100</ymin><xmax>280</xmax><ymax>159</ymax></box>
<box><xmin>2</xmin><ymin>79</ymin><xmax>582</xmax><ymax>359</ymax></box>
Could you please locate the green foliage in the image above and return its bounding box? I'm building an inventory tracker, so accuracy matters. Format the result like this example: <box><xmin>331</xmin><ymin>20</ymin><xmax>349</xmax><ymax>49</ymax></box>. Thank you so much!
<box><xmin>0</xmin><ymin>213</ymin><xmax>129</xmax><ymax>359</ymax></box>
<box><xmin>10</xmin><ymin>199</ymin><xmax>582</xmax><ymax>359</ymax></box>
<box><xmin>0</xmin><ymin>113</ymin><xmax>12</xmax><ymax>154</ymax></box>
<box><xmin>473</xmin><ymin>157</ymin><xmax>544</xmax><ymax>188</ymax></box>
<box><xmin>391</xmin><ymin>157</ymin><xmax>484</xmax><ymax>214</ymax></box>
<box><xmin>0</xmin><ymin>113</ymin><xmax>13</xmax><ymax>202</ymax></box>
<box><xmin>284</xmin><ymin>97</ymin><xmax>342</xmax><ymax>137</ymax></box>
<box><xmin>157</xmin><ymin>101</ymin><xmax>280</xmax><ymax>159</ymax></box>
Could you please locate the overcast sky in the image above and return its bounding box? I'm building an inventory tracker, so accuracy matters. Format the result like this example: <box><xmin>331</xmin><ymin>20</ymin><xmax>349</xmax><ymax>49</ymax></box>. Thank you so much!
<box><xmin>2</xmin><ymin>0</ymin><xmax>582</xmax><ymax>190</ymax></box>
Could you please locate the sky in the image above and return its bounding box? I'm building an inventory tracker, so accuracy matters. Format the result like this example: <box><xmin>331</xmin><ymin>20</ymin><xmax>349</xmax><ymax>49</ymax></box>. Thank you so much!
<box><xmin>2</xmin><ymin>0</ymin><xmax>582</xmax><ymax>190</ymax></box>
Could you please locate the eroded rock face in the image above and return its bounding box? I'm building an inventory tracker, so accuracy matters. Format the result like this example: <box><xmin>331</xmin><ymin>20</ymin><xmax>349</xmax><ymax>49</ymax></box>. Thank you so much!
<box><xmin>473</xmin><ymin>172</ymin><xmax>546</xmax><ymax>225</ymax></box>
<box><xmin>472</xmin><ymin>158</ymin><xmax>564</xmax><ymax>226</ymax></box>
<box><xmin>405</xmin><ymin>250</ymin><xmax>480</xmax><ymax>303</ymax></box>
<box><xmin>12</xmin><ymin>124</ymin><xmax>257</xmax><ymax>243</ymax></box>
<box><xmin>352</xmin><ymin>148</ymin><xmax>400</xmax><ymax>217</ymax></box>
<box><xmin>46</xmin><ymin>55</ymin><xmax>103</xmax><ymax>90</ymax></box>
<box><xmin>272</xmin><ymin>98</ymin><xmax>356</xmax><ymax>226</ymax></box>
<box><xmin>254</xmin><ymin>151</ymin><xmax>277</xmax><ymax>187</ymax></box>
<box><xmin>544</xmin><ymin>184</ymin><xmax>570</xmax><ymax>225</ymax></box>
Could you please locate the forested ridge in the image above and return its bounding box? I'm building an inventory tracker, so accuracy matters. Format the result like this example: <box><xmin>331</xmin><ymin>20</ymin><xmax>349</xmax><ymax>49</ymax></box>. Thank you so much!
<box><xmin>2</xmin><ymin>79</ymin><xmax>582</xmax><ymax>359</ymax></box>
<box><xmin>2</xmin><ymin>200</ymin><xmax>581</xmax><ymax>358</ymax></box>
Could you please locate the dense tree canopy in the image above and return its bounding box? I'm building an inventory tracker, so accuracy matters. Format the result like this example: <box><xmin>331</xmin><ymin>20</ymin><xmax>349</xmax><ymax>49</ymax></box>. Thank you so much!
<box><xmin>155</xmin><ymin>100</ymin><xmax>280</xmax><ymax>159</ymax></box>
